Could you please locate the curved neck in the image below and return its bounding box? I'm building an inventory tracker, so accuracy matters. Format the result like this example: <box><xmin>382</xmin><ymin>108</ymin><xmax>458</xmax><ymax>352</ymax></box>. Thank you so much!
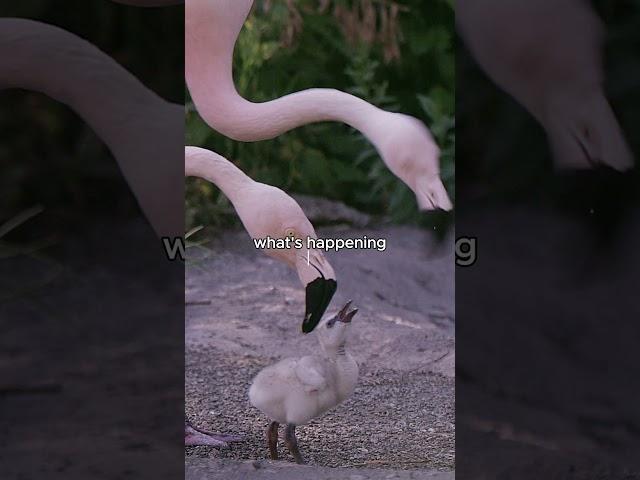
<box><xmin>185</xmin><ymin>0</ymin><xmax>385</xmax><ymax>143</ymax></box>
<box><xmin>185</xmin><ymin>146</ymin><xmax>253</xmax><ymax>205</ymax></box>
<box><xmin>0</xmin><ymin>19</ymin><xmax>183</xmax><ymax>237</ymax></box>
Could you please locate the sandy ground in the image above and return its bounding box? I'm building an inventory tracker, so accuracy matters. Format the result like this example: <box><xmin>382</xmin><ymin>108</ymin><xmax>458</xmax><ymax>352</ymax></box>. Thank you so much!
<box><xmin>184</xmin><ymin>224</ymin><xmax>455</xmax><ymax>477</ymax></box>
<box><xmin>186</xmin><ymin>458</ymin><xmax>455</xmax><ymax>479</ymax></box>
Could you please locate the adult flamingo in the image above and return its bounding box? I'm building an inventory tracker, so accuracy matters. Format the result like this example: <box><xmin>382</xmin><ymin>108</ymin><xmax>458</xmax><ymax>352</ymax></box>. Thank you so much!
<box><xmin>185</xmin><ymin>146</ymin><xmax>337</xmax><ymax>334</ymax></box>
<box><xmin>185</xmin><ymin>0</ymin><xmax>453</xmax><ymax>212</ymax></box>
<box><xmin>0</xmin><ymin>17</ymin><xmax>183</xmax><ymax>238</ymax></box>
<box><xmin>457</xmin><ymin>0</ymin><xmax>633</xmax><ymax>170</ymax></box>
<box><xmin>185</xmin><ymin>145</ymin><xmax>337</xmax><ymax>446</ymax></box>
<box><xmin>0</xmin><ymin>8</ymin><xmax>217</xmax><ymax>449</ymax></box>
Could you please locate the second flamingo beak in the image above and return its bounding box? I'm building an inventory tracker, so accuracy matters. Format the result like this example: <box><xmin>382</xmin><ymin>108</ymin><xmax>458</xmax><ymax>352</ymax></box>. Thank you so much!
<box><xmin>295</xmin><ymin>249</ymin><xmax>337</xmax><ymax>334</ymax></box>
<box><xmin>416</xmin><ymin>176</ymin><xmax>453</xmax><ymax>211</ymax></box>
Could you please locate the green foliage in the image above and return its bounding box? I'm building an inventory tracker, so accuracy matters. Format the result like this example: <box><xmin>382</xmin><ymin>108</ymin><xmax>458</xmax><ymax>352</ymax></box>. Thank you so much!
<box><xmin>186</xmin><ymin>0</ymin><xmax>455</xmax><ymax>230</ymax></box>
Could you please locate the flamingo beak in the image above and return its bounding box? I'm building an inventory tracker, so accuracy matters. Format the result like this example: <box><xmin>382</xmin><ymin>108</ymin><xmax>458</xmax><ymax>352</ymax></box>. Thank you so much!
<box><xmin>303</xmin><ymin>277</ymin><xmax>337</xmax><ymax>333</ymax></box>
<box><xmin>416</xmin><ymin>176</ymin><xmax>453</xmax><ymax>211</ymax></box>
<box><xmin>296</xmin><ymin>249</ymin><xmax>337</xmax><ymax>333</ymax></box>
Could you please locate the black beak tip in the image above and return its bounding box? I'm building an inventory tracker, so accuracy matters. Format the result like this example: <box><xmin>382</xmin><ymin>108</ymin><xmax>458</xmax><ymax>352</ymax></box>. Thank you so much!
<box><xmin>303</xmin><ymin>277</ymin><xmax>337</xmax><ymax>334</ymax></box>
<box><xmin>301</xmin><ymin>317</ymin><xmax>316</xmax><ymax>334</ymax></box>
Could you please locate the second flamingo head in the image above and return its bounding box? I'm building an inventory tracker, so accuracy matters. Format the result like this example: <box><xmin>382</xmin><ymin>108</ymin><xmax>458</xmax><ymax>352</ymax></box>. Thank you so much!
<box><xmin>372</xmin><ymin>112</ymin><xmax>453</xmax><ymax>212</ymax></box>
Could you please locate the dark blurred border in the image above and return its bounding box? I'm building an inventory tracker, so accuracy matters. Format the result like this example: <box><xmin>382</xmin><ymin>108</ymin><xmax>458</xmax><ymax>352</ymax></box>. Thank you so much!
<box><xmin>456</xmin><ymin>1</ymin><xmax>640</xmax><ymax>478</ymax></box>
<box><xmin>0</xmin><ymin>2</ymin><xmax>184</xmax><ymax>478</ymax></box>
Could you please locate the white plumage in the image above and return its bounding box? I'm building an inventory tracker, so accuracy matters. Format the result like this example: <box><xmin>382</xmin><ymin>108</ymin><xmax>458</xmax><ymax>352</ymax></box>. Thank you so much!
<box><xmin>249</xmin><ymin>301</ymin><xmax>359</xmax><ymax>463</ymax></box>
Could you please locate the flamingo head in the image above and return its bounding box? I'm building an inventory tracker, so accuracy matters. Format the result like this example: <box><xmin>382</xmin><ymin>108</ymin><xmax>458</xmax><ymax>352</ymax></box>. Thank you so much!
<box><xmin>376</xmin><ymin>113</ymin><xmax>453</xmax><ymax>212</ymax></box>
<box><xmin>264</xmin><ymin>204</ymin><xmax>336</xmax><ymax>334</ymax></box>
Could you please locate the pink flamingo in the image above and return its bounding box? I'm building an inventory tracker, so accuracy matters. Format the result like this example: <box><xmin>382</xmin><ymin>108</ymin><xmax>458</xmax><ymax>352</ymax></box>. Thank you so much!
<box><xmin>185</xmin><ymin>146</ymin><xmax>339</xmax><ymax>446</ymax></box>
<box><xmin>0</xmin><ymin>8</ymin><xmax>216</xmax><ymax>449</ymax></box>
<box><xmin>185</xmin><ymin>145</ymin><xmax>337</xmax><ymax>334</ymax></box>
<box><xmin>457</xmin><ymin>0</ymin><xmax>633</xmax><ymax>170</ymax></box>
<box><xmin>0</xmin><ymin>17</ymin><xmax>183</xmax><ymax>237</ymax></box>
<box><xmin>185</xmin><ymin>0</ymin><xmax>453</xmax><ymax>211</ymax></box>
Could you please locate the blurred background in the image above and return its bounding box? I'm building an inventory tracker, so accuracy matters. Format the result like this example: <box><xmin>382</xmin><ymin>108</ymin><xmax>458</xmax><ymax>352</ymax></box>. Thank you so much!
<box><xmin>0</xmin><ymin>1</ymin><xmax>182</xmax><ymax>237</ymax></box>
<box><xmin>1</xmin><ymin>3</ymin><xmax>185</xmax><ymax>478</ymax></box>
<box><xmin>456</xmin><ymin>1</ymin><xmax>640</xmax><ymax>477</ymax></box>
<box><xmin>457</xmin><ymin>0</ymin><xmax>639</xmax><ymax>211</ymax></box>
<box><xmin>185</xmin><ymin>0</ymin><xmax>455</xmax><ymax>231</ymax></box>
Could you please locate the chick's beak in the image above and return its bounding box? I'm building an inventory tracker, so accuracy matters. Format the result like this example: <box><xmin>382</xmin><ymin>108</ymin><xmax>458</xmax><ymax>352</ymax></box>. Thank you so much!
<box><xmin>337</xmin><ymin>300</ymin><xmax>358</xmax><ymax>323</ymax></box>
<box><xmin>416</xmin><ymin>176</ymin><xmax>453</xmax><ymax>212</ymax></box>
<box><xmin>296</xmin><ymin>249</ymin><xmax>337</xmax><ymax>334</ymax></box>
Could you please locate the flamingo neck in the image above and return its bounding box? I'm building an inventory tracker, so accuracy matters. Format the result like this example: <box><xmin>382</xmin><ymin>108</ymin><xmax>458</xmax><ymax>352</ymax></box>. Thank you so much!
<box><xmin>185</xmin><ymin>0</ymin><xmax>386</xmax><ymax>144</ymax></box>
<box><xmin>0</xmin><ymin>18</ymin><xmax>183</xmax><ymax>237</ymax></box>
<box><xmin>184</xmin><ymin>147</ymin><xmax>253</xmax><ymax>205</ymax></box>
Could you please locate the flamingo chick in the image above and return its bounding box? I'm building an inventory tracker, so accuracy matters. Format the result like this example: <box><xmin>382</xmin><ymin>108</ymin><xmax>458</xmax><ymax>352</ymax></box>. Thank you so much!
<box><xmin>249</xmin><ymin>301</ymin><xmax>359</xmax><ymax>464</ymax></box>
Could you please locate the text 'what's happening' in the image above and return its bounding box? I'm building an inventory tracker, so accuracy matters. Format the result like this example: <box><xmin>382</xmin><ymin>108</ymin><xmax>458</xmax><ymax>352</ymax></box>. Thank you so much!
<box><xmin>253</xmin><ymin>235</ymin><xmax>387</xmax><ymax>253</ymax></box>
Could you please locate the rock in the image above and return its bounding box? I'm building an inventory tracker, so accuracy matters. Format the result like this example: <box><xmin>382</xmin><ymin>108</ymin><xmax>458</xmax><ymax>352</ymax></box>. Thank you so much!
<box><xmin>292</xmin><ymin>194</ymin><xmax>373</xmax><ymax>227</ymax></box>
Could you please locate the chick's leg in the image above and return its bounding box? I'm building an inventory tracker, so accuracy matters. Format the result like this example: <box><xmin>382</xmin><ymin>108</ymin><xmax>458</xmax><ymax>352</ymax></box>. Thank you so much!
<box><xmin>284</xmin><ymin>423</ymin><xmax>305</xmax><ymax>464</ymax></box>
<box><xmin>267</xmin><ymin>421</ymin><xmax>279</xmax><ymax>460</ymax></box>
